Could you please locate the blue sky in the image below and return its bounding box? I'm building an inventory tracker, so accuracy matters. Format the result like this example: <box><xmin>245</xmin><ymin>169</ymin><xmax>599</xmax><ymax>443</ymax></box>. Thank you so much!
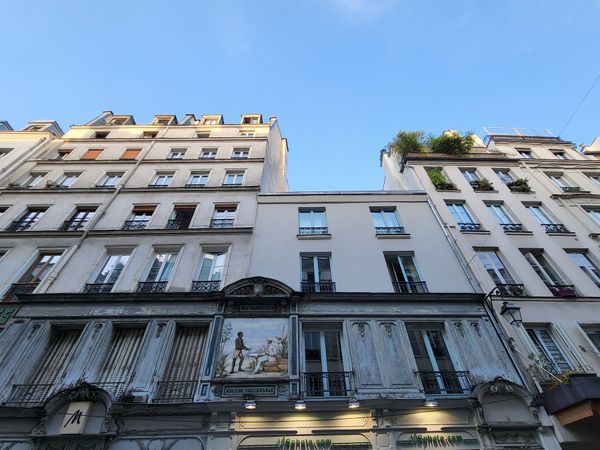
<box><xmin>1</xmin><ymin>0</ymin><xmax>599</xmax><ymax>191</ymax></box>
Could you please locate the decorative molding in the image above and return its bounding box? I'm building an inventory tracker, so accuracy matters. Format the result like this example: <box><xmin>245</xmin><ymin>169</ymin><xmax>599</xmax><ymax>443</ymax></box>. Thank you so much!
<box><xmin>469</xmin><ymin>321</ymin><xmax>481</xmax><ymax>337</ymax></box>
<box><xmin>453</xmin><ymin>321</ymin><xmax>465</xmax><ymax>338</ymax></box>
<box><xmin>224</xmin><ymin>276</ymin><xmax>293</xmax><ymax>298</ymax></box>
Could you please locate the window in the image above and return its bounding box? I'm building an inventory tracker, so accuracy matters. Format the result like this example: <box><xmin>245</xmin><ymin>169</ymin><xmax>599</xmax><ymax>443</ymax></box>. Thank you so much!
<box><xmin>154</xmin><ymin>116</ymin><xmax>175</xmax><ymax>126</ymax></box>
<box><xmin>476</xmin><ymin>250</ymin><xmax>522</xmax><ymax>296</ymax></box>
<box><xmin>406</xmin><ymin>324</ymin><xmax>467</xmax><ymax>395</ymax></box>
<box><xmin>460</xmin><ymin>168</ymin><xmax>480</xmax><ymax>182</ymax></box>
<box><xmin>56</xmin><ymin>172</ymin><xmax>81</xmax><ymax>188</ymax></box>
<box><xmin>522</xmin><ymin>250</ymin><xmax>575</xmax><ymax>296</ymax></box>
<box><xmin>82</xmin><ymin>149</ymin><xmax>103</xmax><ymax>160</ymax></box>
<box><xmin>551</xmin><ymin>150</ymin><xmax>569</xmax><ymax>159</ymax></box>
<box><xmin>143</xmin><ymin>130</ymin><xmax>158</xmax><ymax>139</ymax></box>
<box><xmin>139</xmin><ymin>251</ymin><xmax>178</xmax><ymax>291</ymax></box>
<box><xmin>301</xmin><ymin>254</ymin><xmax>334</xmax><ymax>292</ymax></box>
<box><xmin>223</xmin><ymin>171</ymin><xmax>244</xmax><ymax>186</ymax></box>
<box><xmin>298</xmin><ymin>208</ymin><xmax>328</xmax><ymax>235</ymax></box>
<box><xmin>108</xmin><ymin>117</ymin><xmax>128</xmax><ymax>125</ymax></box>
<box><xmin>167</xmin><ymin>205</ymin><xmax>196</xmax><ymax>230</ymax></box>
<box><xmin>63</xmin><ymin>207</ymin><xmax>96</xmax><ymax>231</ymax></box>
<box><xmin>196</xmin><ymin>131</ymin><xmax>211</xmax><ymax>139</ymax></box>
<box><xmin>232</xmin><ymin>149</ymin><xmax>250</xmax><ymax>159</ymax></box>
<box><xmin>22</xmin><ymin>172</ymin><xmax>47</xmax><ymax>188</ymax></box>
<box><xmin>202</xmin><ymin>118</ymin><xmax>218</xmax><ymax>125</ymax></box>
<box><xmin>193</xmin><ymin>252</ymin><xmax>226</xmax><ymax>292</ymax></box>
<box><xmin>85</xmin><ymin>253</ymin><xmax>130</xmax><ymax>292</ymax></box>
<box><xmin>8</xmin><ymin>208</ymin><xmax>47</xmax><ymax>231</ymax></box>
<box><xmin>239</xmin><ymin>130</ymin><xmax>255</xmax><ymax>137</ymax></box>
<box><xmin>585</xmin><ymin>207</ymin><xmax>600</xmax><ymax>226</ymax></box>
<box><xmin>446</xmin><ymin>202</ymin><xmax>480</xmax><ymax>232</ymax></box>
<box><xmin>0</xmin><ymin>206</ymin><xmax>8</xmax><ymax>216</ymax></box>
<box><xmin>385</xmin><ymin>253</ymin><xmax>427</xmax><ymax>293</ymax></box>
<box><xmin>486</xmin><ymin>203</ymin><xmax>522</xmax><ymax>232</ymax></box>
<box><xmin>120</xmin><ymin>148</ymin><xmax>141</xmax><ymax>160</ymax></box>
<box><xmin>587</xmin><ymin>174</ymin><xmax>600</xmax><ymax>187</ymax></box>
<box><xmin>547</xmin><ymin>173</ymin><xmax>580</xmax><ymax>192</ymax></box>
<box><xmin>150</xmin><ymin>172</ymin><xmax>174</xmax><ymax>187</ymax></box>
<box><xmin>303</xmin><ymin>327</ymin><xmax>348</xmax><ymax>397</ymax></box>
<box><xmin>25</xmin><ymin>125</ymin><xmax>45</xmax><ymax>131</ymax></box>
<box><xmin>517</xmin><ymin>148</ymin><xmax>533</xmax><ymax>158</ymax></box>
<box><xmin>168</xmin><ymin>148</ymin><xmax>186</xmax><ymax>160</ymax></box>
<box><xmin>567</xmin><ymin>251</ymin><xmax>600</xmax><ymax>287</ymax></box>
<box><xmin>0</xmin><ymin>148</ymin><xmax>13</xmax><ymax>158</ymax></box>
<box><xmin>200</xmin><ymin>148</ymin><xmax>217</xmax><ymax>159</ymax></box>
<box><xmin>123</xmin><ymin>206</ymin><xmax>155</xmax><ymax>230</ymax></box>
<box><xmin>54</xmin><ymin>148</ymin><xmax>72</xmax><ymax>160</ymax></box>
<box><xmin>186</xmin><ymin>172</ymin><xmax>209</xmax><ymax>187</ymax></box>
<box><xmin>18</xmin><ymin>251</ymin><xmax>63</xmax><ymax>285</ymax></box>
<box><xmin>242</xmin><ymin>116</ymin><xmax>260</xmax><ymax>124</ymax></box>
<box><xmin>94</xmin><ymin>131</ymin><xmax>110</xmax><ymax>139</ymax></box>
<box><xmin>98</xmin><ymin>172</ymin><xmax>124</xmax><ymax>188</ymax></box>
<box><xmin>525</xmin><ymin>203</ymin><xmax>568</xmax><ymax>233</ymax></box>
<box><xmin>494</xmin><ymin>169</ymin><xmax>515</xmax><ymax>185</ymax></box>
<box><xmin>211</xmin><ymin>206</ymin><xmax>236</xmax><ymax>228</ymax></box>
<box><xmin>370</xmin><ymin>207</ymin><xmax>404</xmax><ymax>234</ymax></box>
<box><xmin>526</xmin><ymin>327</ymin><xmax>572</xmax><ymax>374</ymax></box>
<box><xmin>584</xmin><ymin>328</ymin><xmax>600</xmax><ymax>352</ymax></box>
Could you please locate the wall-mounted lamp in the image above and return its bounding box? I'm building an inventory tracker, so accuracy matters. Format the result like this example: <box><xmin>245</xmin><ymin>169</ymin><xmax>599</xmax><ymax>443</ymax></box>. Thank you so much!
<box><xmin>244</xmin><ymin>399</ymin><xmax>257</xmax><ymax>410</ymax></box>
<box><xmin>500</xmin><ymin>301</ymin><xmax>523</xmax><ymax>326</ymax></box>
<box><xmin>424</xmin><ymin>398</ymin><xmax>438</xmax><ymax>408</ymax></box>
<box><xmin>347</xmin><ymin>399</ymin><xmax>360</xmax><ymax>409</ymax></box>
<box><xmin>294</xmin><ymin>399</ymin><xmax>306</xmax><ymax>410</ymax></box>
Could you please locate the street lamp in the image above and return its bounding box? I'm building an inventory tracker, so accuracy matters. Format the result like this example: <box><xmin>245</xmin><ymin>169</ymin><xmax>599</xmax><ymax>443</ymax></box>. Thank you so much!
<box><xmin>500</xmin><ymin>301</ymin><xmax>522</xmax><ymax>326</ymax></box>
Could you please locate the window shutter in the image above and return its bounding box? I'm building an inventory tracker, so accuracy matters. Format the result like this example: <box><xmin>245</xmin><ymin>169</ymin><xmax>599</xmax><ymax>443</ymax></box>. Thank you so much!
<box><xmin>30</xmin><ymin>329</ymin><xmax>81</xmax><ymax>386</ymax></box>
<box><xmin>551</xmin><ymin>324</ymin><xmax>594</xmax><ymax>373</ymax></box>
<box><xmin>120</xmin><ymin>149</ymin><xmax>141</xmax><ymax>160</ymax></box>
<box><xmin>163</xmin><ymin>327</ymin><xmax>206</xmax><ymax>382</ymax></box>
<box><xmin>81</xmin><ymin>149</ymin><xmax>103</xmax><ymax>160</ymax></box>
<box><xmin>97</xmin><ymin>328</ymin><xmax>145</xmax><ymax>396</ymax></box>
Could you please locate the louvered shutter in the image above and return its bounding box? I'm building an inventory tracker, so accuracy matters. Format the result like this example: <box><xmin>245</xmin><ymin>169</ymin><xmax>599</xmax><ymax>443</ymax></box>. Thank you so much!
<box><xmin>97</xmin><ymin>328</ymin><xmax>144</xmax><ymax>397</ymax></box>
<box><xmin>164</xmin><ymin>327</ymin><xmax>206</xmax><ymax>382</ymax></box>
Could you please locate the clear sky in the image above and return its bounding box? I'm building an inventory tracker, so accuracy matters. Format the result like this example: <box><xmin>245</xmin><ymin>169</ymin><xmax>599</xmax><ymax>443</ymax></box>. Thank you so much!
<box><xmin>1</xmin><ymin>0</ymin><xmax>599</xmax><ymax>191</ymax></box>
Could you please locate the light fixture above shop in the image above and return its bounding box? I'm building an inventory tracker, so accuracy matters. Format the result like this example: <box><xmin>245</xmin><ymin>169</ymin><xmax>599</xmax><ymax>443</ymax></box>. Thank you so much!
<box><xmin>500</xmin><ymin>301</ymin><xmax>523</xmax><ymax>326</ymax></box>
<box><xmin>347</xmin><ymin>399</ymin><xmax>360</xmax><ymax>409</ymax></box>
<box><xmin>244</xmin><ymin>399</ymin><xmax>257</xmax><ymax>410</ymax></box>
<box><xmin>294</xmin><ymin>400</ymin><xmax>306</xmax><ymax>410</ymax></box>
<box><xmin>424</xmin><ymin>398</ymin><xmax>438</xmax><ymax>408</ymax></box>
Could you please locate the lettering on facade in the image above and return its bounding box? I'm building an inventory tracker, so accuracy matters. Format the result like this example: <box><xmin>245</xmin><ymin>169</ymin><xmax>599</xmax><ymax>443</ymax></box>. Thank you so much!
<box><xmin>397</xmin><ymin>432</ymin><xmax>479</xmax><ymax>449</ymax></box>
<box><xmin>222</xmin><ymin>384</ymin><xmax>277</xmax><ymax>397</ymax></box>
<box><xmin>59</xmin><ymin>401</ymin><xmax>92</xmax><ymax>434</ymax></box>
<box><xmin>238</xmin><ymin>304</ymin><xmax>278</xmax><ymax>313</ymax></box>
<box><xmin>275</xmin><ymin>438</ymin><xmax>332</xmax><ymax>450</ymax></box>
<box><xmin>409</xmin><ymin>434</ymin><xmax>463</xmax><ymax>445</ymax></box>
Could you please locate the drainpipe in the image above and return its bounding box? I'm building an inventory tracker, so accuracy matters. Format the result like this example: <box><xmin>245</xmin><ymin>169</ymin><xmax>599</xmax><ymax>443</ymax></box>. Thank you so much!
<box><xmin>0</xmin><ymin>136</ymin><xmax>52</xmax><ymax>187</ymax></box>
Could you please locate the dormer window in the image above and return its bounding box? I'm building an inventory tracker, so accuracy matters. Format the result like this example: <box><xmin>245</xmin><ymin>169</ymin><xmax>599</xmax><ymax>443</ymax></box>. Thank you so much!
<box><xmin>241</xmin><ymin>115</ymin><xmax>262</xmax><ymax>125</ymax></box>
<box><xmin>25</xmin><ymin>125</ymin><xmax>45</xmax><ymax>132</ymax></box>
<box><xmin>153</xmin><ymin>115</ymin><xmax>177</xmax><ymax>126</ymax></box>
<box><xmin>201</xmin><ymin>115</ymin><xmax>222</xmax><ymax>125</ymax></box>
<box><xmin>551</xmin><ymin>150</ymin><xmax>569</xmax><ymax>160</ymax></box>
<box><xmin>108</xmin><ymin>117</ymin><xmax>128</xmax><ymax>126</ymax></box>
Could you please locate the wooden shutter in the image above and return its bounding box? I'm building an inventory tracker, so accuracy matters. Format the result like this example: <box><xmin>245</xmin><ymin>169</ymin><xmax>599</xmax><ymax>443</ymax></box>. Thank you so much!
<box><xmin>97</xmin><ymin>328</ymin><xmax>144</xmax><ymax>395</ymax></box>
<box><xmin>81</xmin><ymin>149</ymin><xmax>103</xmax><ymax>160</ymax></box>
<box><xmin>30</xmin><ymin>329</ymin><xmax>81</xmax><ymax>386</ymax></box>
<box><xmin>163</xmin><ymin>327</ymin><xmax>206</xmax><ymax>382</ymax></box>
<box><xmin>120</xmin><ymin>148</ymin><xmax>141</xmax><ymax>160</ymax></box>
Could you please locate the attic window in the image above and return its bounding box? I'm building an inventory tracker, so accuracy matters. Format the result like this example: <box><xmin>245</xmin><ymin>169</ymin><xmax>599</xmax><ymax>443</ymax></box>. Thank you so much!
<box><xmin>143</xmin><ymin>131</ymin><xmax>158</xmax><ymax>139</ymax></box>
<box><xmin>109</xmin><ymin>117</ymin><xmax>128</xmax><ymax>126</ymax></box>
<box><xmin>196</xmin><ymin>131</ymin><xmax>211</xmax><ymax>139</ymax></box>
<box><xmin>94</xmin><ymin>131</ymin><xmax>110</xmax><ymax>139</ymax></box>
<box><xmin>242</xmin><ymin>117</ymin><xmax>259</xmax><ymax>125</ymax></box>
<box><xmin>25</xmin><ymin>125</ymin><xmax>45</xmax><ymax>131</ymax></box>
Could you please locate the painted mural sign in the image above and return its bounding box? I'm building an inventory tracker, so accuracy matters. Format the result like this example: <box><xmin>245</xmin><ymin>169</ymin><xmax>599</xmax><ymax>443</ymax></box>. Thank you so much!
<box><xmin>216</xmin><ymin>318</ymin><xmax>288</xmax><ymax>378</ymax></box>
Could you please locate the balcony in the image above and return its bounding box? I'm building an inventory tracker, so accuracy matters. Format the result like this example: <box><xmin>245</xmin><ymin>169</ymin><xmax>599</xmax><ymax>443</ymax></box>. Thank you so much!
<box><xmin>148</xmin><ymin>184</ymin><xmax>171</xmax><ymax>188</ymax></box>
<box><xmin>501</xmin><ymin>223</ymin><xmax>525</xmax><ymax>233</ymax></box>
<box><xmin>495</xmin><ymin>283</ymin><xmax>526</xmax><ymax>297</ymax></box>
<box><xmin>541</xmin><ymin>223</ymin><xmax>570</xmax><ymax>233</ymax></box>
<box><xmin>166</xmin><ymin>219</ymin><xmax>191</xmax><ymax>230</ymax></box>
<box><xmin>538</xmin><ymin>374</ymin><xmax>600</xmax><ymax>425</ymax></box>
<box><xmin>6</xmin><ymin>219</ymin><xmax>38</xmax><ymax>232</ymax></box>
<box><xmin>457</xmin><ymin>223</ymin><xmax>483</xmax><ymax>232</ymax></box>
<box><xmin>60</xmin><ymin>219</ymin><xmax>89</xmax><ymax>231</ymax></box>
<box><xmin>191</xmin><ymin>280</ymin><xmax>221</xmax><ymax>292</ymax></box>
<box><xmin>547</xmin><ymin>284</ymin><xmax>577</xmax><ymax>297</ymax></box>
<box><xmin>7</xmin><ymin>383</ymin><xmax>53</xmax><ymax>406</ymax></box>
<box><xmin>375</xmin><ymin>226</ymin><xmax>405</xmax><ymax>235</ymax></box>
<box><xmin>393</xmin><ymin>281</ymin><xmax>429</xmax><ymax>294</ymax></box>
<box><xmin>210</xmin><ymin>219</ymin><xmax>234</xmax><ymax>228</ymax></box>
<box><xmin>4</xmin><ymin>282</ymin><xmax>39</xmax><ymax>299</ymax></box>
<box><xmin>561</xmin><ymin>186</ymin><xmax>582</xmax><ymax>193</ymax></box>
<box><xmin>184</xmin><ymin>183</ymin><xmax>206</xmax><ymax>188</ymax></box>
<box><xmin>83</xmin><ymin>283</ymin><xmax>114</xmax><ymax>294</ymax></box>
<box><xmin>301</xmin><ymin>372</ymin><xmax>353</xmax><ymax>397</ymax></box>
<box><xmin>301</xmin><ymin>281</ymin><xmax>336</xmax><ymax>293</ymax></box>
<box><xmin>122</xmin><ymin>220</ymin><xmax>149</xmax><ymax>231</ymax></box>
<box><xmin>154</xmin><ymin>380</ymin><xmax>197</xmax><ymax>403</ymax></box>
<box><xmin>136</xmin><ymin>281</ymin><xmax>167</xmax><ymax>293</ymax></box>
<box><xmin>298</xmin><ymin>227</ymin><xmax>329</xmax><ymax>236</ymax></box>
<box><xmin>418</xmin><ymin>371</ymin><xmax>472</xmax><ymax>395</ymax></box>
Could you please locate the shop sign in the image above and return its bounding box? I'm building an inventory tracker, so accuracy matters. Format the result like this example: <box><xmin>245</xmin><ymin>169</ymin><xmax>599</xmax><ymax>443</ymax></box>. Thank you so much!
<box><xmin>60</xmin><ymin>401</ymin><xmax>92</xmax><ymax>434</ymax></box>
<box><xmin>275</xmin><ymin>438</ymin><xmax>332</xmax><ymax>450</ymax></box>
<box><xmin>223</xmin><ymin>384</ymin><xmax>277</xmax><ymax>397</ymax></box>
<box><xmin>397</xmin><ymin>432</ymin><xmax>479</xmax><ymax>449</ymax></box>
<box><xmin>238</xmin><ymin>304</ymin><xmax>278</xmax><ymax>313</ymax></box>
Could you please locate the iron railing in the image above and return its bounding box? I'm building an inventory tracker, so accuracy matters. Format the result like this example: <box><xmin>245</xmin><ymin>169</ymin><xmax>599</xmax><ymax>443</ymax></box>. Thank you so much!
<box><xmin>298</xmin><ymin>227</ymin><xmax>329</xmax><ymax>236</ymax></box>
<box><xmin>210</xmin><ymin>219</ymin><xmax>234</xmax><ymax>228</ymax></box>
<box><xmin>457</xmin><ymin>223</ymin><xmax>482</xmax><ymax>232</ymax></box>
<box><xmin>501</xmin><ymin>223</ymin><xmax>525</xmax><ymax>232</ymax></box>
<box><xmin>166</xmin><ymin>219</ymin><xmax>191</xmax><ymax>230</ymax></box>
<box><xmin>375</xmin><ymin>226</ymin><xmax>405</xmax><ymax>235</ymax></box>
<box><xmin>417</xmin><ymin>371</ymin><xmax>472</xmax><ymax>395</ymax></box>
<box><xmin>153</xmin><ymin>380</ymin><xmax>197</xmax><ymax>403</ymax></box>
<box><xmin>6</xmin><ymin>219</ymin><xmax>38</xmax><ymax>232</ymax></box>
<box><xmin>4</xmin><ymin>282</ymin><xmax>39</xmax><ymax>299</ymax></box>
<box><xmin>541</xmin><ymin>223</ymin><xmax>569</xmax><ymax>233</ymax></box>
<box><xmin>547</xmin><ymin>284</ymin><xmax>577</xmax><ymax>297</ymax></box>
<box><xmin>561</xmin><ymin>186</ymin><xmax>582</xmax><ymax>193</ymax></box>
<box><xmin>122</xmin><ymin>220</ymin><xmax>149</xmax><ymax>231</ymax></box>
<box><xmin>301</xmin><ymin>372</ymin><xmax>353</xmax><ymax>397</ymax></box>
<box><xmin>191</xmin><ymin>280</ymin><xmax>221</xmax><ymax>292</ymax></box>
<box><xmin>60</xmin><ymin>219</ymin><xmax>89</xmax><ymax>231</ymax></box>
<box><xmin>136</xmin><ymin>281</ymin><xmax>168</xmax><ymax>293</ymax></box>
<box><xmin>301</xmin><ymin>281</ymin><xmax>336</xmax><ymax>293</ymax></box>
<box><xmin>185</xmin><ymin>183</ymin><xmax>206</xmax><ymax>188</ymax></box>
<box><xmin>495</xmin><ymin>283</ymin><xmax>526</xmax><ymax>297</ymax></box>
<box><xmin>7</xmin><ymin>383</ymin><xmax>53</xmax><ymax>406</ymax></box>
<box><xmin>83</xmin><ymin>283</ymin><xmax>114</xmax><ymax>294</ymax></box>
<box><xmin>393</xmin><ymin>281</ymin><xmax>429</xmax><ymax>294</ymax></box>
<box><xmin>148</xmin><ymin>183</ymin><xmax>171</xmax><ymax>188</ymax></box>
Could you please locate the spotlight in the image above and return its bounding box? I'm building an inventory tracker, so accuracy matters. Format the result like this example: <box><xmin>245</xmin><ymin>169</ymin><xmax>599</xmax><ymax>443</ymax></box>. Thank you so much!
<box><xmin>294</xmin><ymin>400</ymin><xmax>306</xmax><ymax>410</ymax></box>
<box><xmin>244</xmin><ymin>399</ymin><xmax>257</xmax><ymax>410</ymax></box>
<box><xmin>424</xmin><ymin>398</ymin><xmax>438</xmax><ymax>408</ymax></box>
<box><xmin>347</xmin><ymin>399</ymin><xmax>360</xmax><ymax>409</ymax></box>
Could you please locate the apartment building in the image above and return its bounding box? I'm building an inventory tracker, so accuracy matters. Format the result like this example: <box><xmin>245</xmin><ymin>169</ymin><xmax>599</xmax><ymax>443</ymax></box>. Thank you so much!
<box><xmin>382</xmin><ymin>129</ymin><xmax>600</xmax><ymax>448</ymax></box>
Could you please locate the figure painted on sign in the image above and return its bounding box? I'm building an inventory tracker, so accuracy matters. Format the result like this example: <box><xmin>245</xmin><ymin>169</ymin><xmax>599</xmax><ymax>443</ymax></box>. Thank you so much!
<box><xmin>230</xmin><ymin>332</ymin><xmax>251</xmax><ymax>373</ymax></box>
<box><xmin>251</xmin><ymin>338</ymin><xmax>278</xmax><ymax>374</ymax></box>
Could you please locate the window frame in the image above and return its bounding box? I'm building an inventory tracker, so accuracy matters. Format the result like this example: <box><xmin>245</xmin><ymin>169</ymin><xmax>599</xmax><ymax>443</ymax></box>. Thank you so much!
<box><xmin>98</xmin><ymin>172</ymin><xmax>124</xmax><ymax>188</ymax></box>
<box><xmin>567</xmin><ymin>250</ymin><xmax>600</xmax><ymax>287</ymax></box>
<box><xmin>168</xmin><ymin>148</ymin><xmax>187</xmax><ymax>160</ymax></box>
<box><xmin>223</xmin><ymin>171</ymin><xmax>245</xmax><ymax>186</ymax></box>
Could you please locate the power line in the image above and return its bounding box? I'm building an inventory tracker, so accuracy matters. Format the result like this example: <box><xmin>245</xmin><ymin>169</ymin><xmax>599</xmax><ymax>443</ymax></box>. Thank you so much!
<box><xmin>558</xmin><ymin>72</ymin><xmax>600</xmax><ymax>137</ymax></box>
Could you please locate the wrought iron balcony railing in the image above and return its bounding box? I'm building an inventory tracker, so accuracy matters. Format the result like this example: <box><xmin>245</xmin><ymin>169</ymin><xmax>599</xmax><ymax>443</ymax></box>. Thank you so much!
<box><xmin>4</xmin><ymin>282</ymin><xmax>39</xmax><ymax>299</ymax></box>
<box><xmin>561</xmin><ymin>186</ymin><xmax>582</xmax><ymax>193</ymax></box>
<box><xmin>148</xmin><ymin>183</ymin><xmax>171</xmax><ymax>188</ymax></box>
<box><xmin>191</xmin><ymin>280</ymin><xmax>221</xmax><ymax>292</ymax></box>
<box><xmin>166</xmin><ymin>219</ymin><xmax>191</xmax><ymax>230</ymax></box>
<box><xmin>122</xmin><ymin>220</ymin><xmax>149</xmax><ymax>231</ymax></box>
<box><xmin>153</xmin><ymin>380</ymin><xmax>197</xmax><ymax>403</ymax></box>
<box><xmin>547</xmin><ymin>284</ymin><xmax>577</xmax><ymax>297</ymax></box>
<box><xmin>83</xmin><ymin>283</ymin><xmax>115</xmax><ymax>294</ymax></box>
<box><xmin>300</xmin><ymin>281</ymin><xmax>336</xmax><ymax>293</ymax></box>
<box><xmin>375</xmin><ymin>226</ymin><xmax>406</xmax><ymax>235</ymax></box>
<box><xmin>393</xmin><ymin>281</ymin><xmax>429</xmax><ymax>294</ymax></box>
<box><xmin>184</xmin><ymin>183</ymin><xmax>207</xmax><ymax>188</ymax></box>
<box><xmin>541</xmin><ymin>223</ymin><xmax>569</xmax><ymax>233</ymax></box>
<box><xmin>457</xmin><ymin>222</ymin><xmax>482</xmax><ymax>232</ymax></box>
<box><xmin>417</xmin><ymin>371</ymin><xmax>472</xmax><ymax>395</ymax></box>
<box><xmin>7</xmin><ymin>383</ymin><xmax>53</xmax><ymax>406</ymax></box>
<box><xmin>495</xmin><ymin>283</ymin><xmax>526</xmax><ymax>297</ymax></box>
<box><xmin>6</xmin><ymin>219</ymin><xmax>38</xmax><ymax>232</ymax></box>
<box><xmin>301</xmin><ymin>372</ymin><xmax>353</xmax><ymax>397</ymax></box>
<box><xmin>60</xmin><ymin>219</ymin><xmax>90</xmax><ymax>231</ymax></box>
<box><xmin>209</xmin><ymin>219</ymin><xmax>234</xmax><ymax>228</ymax></box>
<box><xmin>136</xmin><ymin>281</ymin><xmax>168</xmax><ymax>293</ymax></box>
<box><xmin>501</xmin><ymin>223</ymin><xmax>525</xmax><ymax>232</ymax></box>
<box><xmin>298</xmin><ymin>227</ymin><xmax>329</xmax><ymax>236</ymax></box>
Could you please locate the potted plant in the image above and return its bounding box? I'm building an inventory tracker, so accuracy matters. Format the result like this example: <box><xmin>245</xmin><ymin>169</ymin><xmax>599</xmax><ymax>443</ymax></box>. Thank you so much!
<box><xmin>427</xmin><ymin>131</ymin><xmax>474</xmax><ymax>155</ymax></box>
<box><xmin>470</xmin><ymin>178</ymin><xmax>494</xmax><ymax>191</ymax></box>
<box><xmin>426</xmin><ymin>168</ymin><xmax>456</xmax><ymax>190</ymax></box>
<box><xmin>506</xmin><ymin>178</ymin><xmax>531</xmax><ymax>192</ymax></box>
<box><xmin>538</xmin><ymin>372</ymin><xmax>600</xmax><ymax>414</ymax></box>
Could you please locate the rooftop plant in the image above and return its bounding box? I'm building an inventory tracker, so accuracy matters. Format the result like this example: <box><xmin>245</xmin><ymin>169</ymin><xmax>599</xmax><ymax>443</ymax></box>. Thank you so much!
<box><xmin>388</xmin><ymin>131</ymin><xmax>426</xmax><ymax>156</ymax></box>
<box><xmin>388</xmin><ymin>130</ymin><xmax>475</xmax><ymax>156</ymax></box>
